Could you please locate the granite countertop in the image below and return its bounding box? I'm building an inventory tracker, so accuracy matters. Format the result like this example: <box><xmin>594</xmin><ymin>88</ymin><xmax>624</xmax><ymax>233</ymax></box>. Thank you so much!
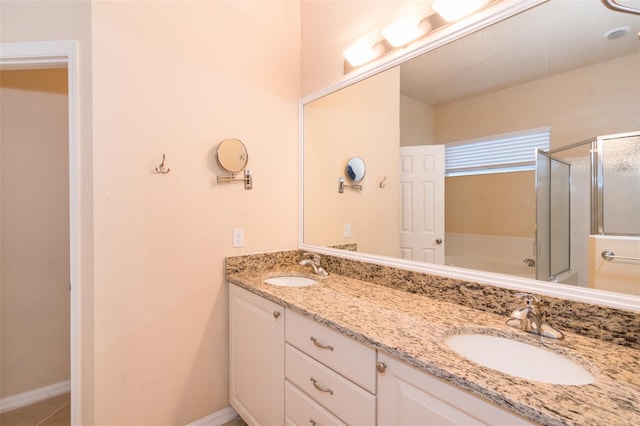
<box><xmin>227</xmin><ymin>268</ymin><xmax>640</xmax><ymax>426</ymax></box>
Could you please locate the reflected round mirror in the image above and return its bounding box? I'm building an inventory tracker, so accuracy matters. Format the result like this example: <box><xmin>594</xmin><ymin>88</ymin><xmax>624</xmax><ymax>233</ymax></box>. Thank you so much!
<box><xmin>346</xmin><ymin>157</ymin><xmax>366</xmax><ymax>182</ymax></box>
<box><xmin>216</xmin><ymin>138</ymin><xmax>248</xmax><ymax>174</ymax></box>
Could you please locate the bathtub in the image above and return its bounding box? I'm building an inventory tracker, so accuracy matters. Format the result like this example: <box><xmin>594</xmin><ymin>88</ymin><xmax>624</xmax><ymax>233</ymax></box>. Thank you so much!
<box><xmin>445</xmin><ymin>256</ymin><xmax>536</xmax><ymax>279</ymax></box>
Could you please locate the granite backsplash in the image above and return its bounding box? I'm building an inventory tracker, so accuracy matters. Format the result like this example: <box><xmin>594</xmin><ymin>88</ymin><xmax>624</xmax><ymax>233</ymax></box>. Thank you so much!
<box><xmin>225</xmin><ymin>250</ymin><xmax>639</xmax><ymax>349</ymax></box>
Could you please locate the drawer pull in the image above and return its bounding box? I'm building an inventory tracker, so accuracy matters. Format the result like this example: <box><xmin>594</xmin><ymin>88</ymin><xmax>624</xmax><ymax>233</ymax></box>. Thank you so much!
<box><xmin>310</xmin><ymin>377</ymin><xmax>334</xmax><ymax>395</ymax></box>
<box><xmin>309</xmin><ymin>419</ymin><xmax>317</xmax><ymax>426</ymax></box>
<box><xmin>273</xmin><ymin>311</ymin><xmax>281</xmax><ymax>319</ymax></box>
<box><xmin>310</xmin><ymin>336</ymin><xmax>334</xmax><ymax>351</ymax></box>
<box><xmin>376</xmin><ymin>361</ymin><xmax>387</xmax><ymax>373</ymax></box>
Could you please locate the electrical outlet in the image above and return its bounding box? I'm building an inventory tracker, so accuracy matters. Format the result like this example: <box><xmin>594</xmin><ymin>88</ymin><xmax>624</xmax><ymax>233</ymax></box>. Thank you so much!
<box><xmin>344</xmin><ymin>223</ymin><xmax>351</xmax><ymax>238</ymax></box>
<box><xmin>232</xmin><ymin>228</ymin><xmax>244</xmax><ymax>248</ymax></box>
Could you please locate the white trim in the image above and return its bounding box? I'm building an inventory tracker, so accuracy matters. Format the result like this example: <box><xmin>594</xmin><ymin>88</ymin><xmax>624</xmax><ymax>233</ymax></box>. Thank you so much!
<box><xmin>0</xmin><ymin>40</ymin><xmax>82</xmax><ymax>424</ymax></box>
<box><xmin>186</xmin><ymin>406</ymin><xmax>239</xmax><ymax>426</ymax></box>
<box><xmin>298</xmin><ymin>0</ymin><xmax>640</xmax><ymax>313</ymax></box>
<box><xmin>0</xmin><ymin>381</ymin><xmax>71</xmax><ymax>414</ymax></box>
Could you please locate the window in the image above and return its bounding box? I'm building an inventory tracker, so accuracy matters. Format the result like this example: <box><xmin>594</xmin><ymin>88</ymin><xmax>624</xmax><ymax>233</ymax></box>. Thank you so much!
<box><xmin>445</xmin><ymin>127</ymin><xmax>550</xmax><ymax>177</ymax></box>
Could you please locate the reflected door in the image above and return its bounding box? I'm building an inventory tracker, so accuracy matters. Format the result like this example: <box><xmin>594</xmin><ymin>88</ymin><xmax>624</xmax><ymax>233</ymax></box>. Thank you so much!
<box><xmin>399</xmin><ymin>145</ymin><xmax>445</xmax><ymax>263</ymax></box>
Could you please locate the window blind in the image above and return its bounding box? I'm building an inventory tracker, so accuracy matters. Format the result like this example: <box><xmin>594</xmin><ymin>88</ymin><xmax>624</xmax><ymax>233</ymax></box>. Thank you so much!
<box><xmin>445</xmin><ymin>128</ymin><xmax>550</xmax><ymax>176</ymax></box>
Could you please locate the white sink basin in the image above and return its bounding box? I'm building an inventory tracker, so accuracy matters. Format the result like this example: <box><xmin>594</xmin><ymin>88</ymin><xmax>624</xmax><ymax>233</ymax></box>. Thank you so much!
<box><xmin>264</xmin><ymin>276</ymin><xmax>317</xmax><ymax>287</ymax></box>
<box><xmin>445</xmin><ymin>334</ymin><xmax>595</xmax><ymax>385</ymax></box>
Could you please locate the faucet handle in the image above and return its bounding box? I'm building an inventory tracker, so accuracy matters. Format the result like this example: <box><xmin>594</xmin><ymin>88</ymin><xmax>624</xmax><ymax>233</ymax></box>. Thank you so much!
<box><xmin>514</xmin><ymin>293</ymin><xmax>540</xmax><ymax>312</ymax></box>
<box><xmin>303</xmin><ymin>252</ymin><xmax>321</xmax><ymax>262</ymax></box>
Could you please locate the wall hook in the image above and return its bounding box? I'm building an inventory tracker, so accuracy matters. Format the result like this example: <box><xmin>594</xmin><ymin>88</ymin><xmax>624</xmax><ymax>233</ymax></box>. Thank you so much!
<box><xmin>379</xmin><ymin>176</ymin><xmax>387</xmax><ymax>188</ymax></box>
<box><xmin>155</xmin><ymin>153</ymin><xmax>170</xmax><ymax>174</ymax></box>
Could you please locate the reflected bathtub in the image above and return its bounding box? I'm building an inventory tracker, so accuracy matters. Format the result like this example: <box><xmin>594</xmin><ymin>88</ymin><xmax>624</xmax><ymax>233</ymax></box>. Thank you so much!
<box><xmin>445</xmin><ymin>256</ymin><xmax>536</xmax><ymax>279</ymax></box>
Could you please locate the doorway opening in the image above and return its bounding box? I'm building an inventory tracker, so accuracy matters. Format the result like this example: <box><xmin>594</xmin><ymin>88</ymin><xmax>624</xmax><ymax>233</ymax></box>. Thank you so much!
<box><xmin>0</xmin><ymin>41</ymin><xmax>81</xmax><ymax>425</ymax></box>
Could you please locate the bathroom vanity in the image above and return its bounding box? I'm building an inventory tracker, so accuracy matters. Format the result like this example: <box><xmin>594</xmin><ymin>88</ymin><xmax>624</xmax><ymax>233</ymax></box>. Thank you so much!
<box><xmin>227</xmin><ymin>251</ymin><xmax>640</xmax><ymax>425</ymax></box>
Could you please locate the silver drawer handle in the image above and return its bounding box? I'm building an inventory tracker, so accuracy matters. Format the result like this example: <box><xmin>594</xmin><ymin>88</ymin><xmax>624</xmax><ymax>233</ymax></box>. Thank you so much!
<box><xmin>310</xmin><ymin>336</ymin><xmax>334</xmax><ymax>351</ymax></box>
<box><xmin>310</xmin><ymin>377</ymin><xmax>334</xmax><ymax>395</ymax></box>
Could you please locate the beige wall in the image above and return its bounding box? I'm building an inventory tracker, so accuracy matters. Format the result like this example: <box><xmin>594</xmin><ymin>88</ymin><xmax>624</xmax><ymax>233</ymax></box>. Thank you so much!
<box><xmin>400</xmin><ymin>94</ymin><xmax>436</xmax><ymax>147</ymax></box>
<box><xmin>304</xmin><ymin>68</ymin><xmax>400</xmax><ymax>256</ymax></box>
<box><xmin>435</xmin><ymin>53</ymin><xmax>640</xmax><ymax>147</ymax></box>
<box><xmin>90</xmin><ymin>1</ymin><xmax>300</xmax><ymax>424</ymax></box>
<box><xmin>3</xmin><ymin>0</ymin><xmax>300</xmax><ymax>424</ymax></box>
<box><xmin>445</xmin><ymin>171</ymin><xmax>535</xmax><ymax>237</ymax></box>
<box><xmin>0</xmin><ymin>69</ymin><xmax>70</xmax><ymax>398</ymax></box>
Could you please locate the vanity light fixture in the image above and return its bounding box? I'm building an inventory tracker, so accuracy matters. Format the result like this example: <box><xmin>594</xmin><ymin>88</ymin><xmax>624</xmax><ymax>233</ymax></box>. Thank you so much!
<box><xmin>432</xmin><ymin>0</ymin><xmax>490</xmax><ymax>22</ymax></box>
<box><xmin>382</xmin><ymin>15</ymin><xmax>432</xmax><ymax>47</ymax></box>
<box><xmin>342</xmin><ymin>38</ymin><xmax>386</xmax><ymax>67</ymax></box>
<box><xmin>343</xmin><ymin>0</ymin><xmax>500</xmax><ymax>72</ymax></box>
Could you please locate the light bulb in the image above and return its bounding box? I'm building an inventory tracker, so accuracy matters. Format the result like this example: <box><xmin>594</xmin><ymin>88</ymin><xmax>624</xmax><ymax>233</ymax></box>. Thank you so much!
<box><xmin>382</xmin><ymin>16</ymin><xmax>431</xmax><ymax>47</ymax></box>
<box><xmin>343</xmin><ymin>40</ymin><xmax>384</xmax><ymax>67</ymax></box>
<box><xmin>432</xmin><ymin>0</ymin><xmax>489</xmax><ymax>22</ymax></box>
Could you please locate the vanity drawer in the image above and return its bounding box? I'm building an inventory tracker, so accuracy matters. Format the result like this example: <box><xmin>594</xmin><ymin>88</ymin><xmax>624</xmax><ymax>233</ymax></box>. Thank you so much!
<box><xmin>285</xmin><ymin>344</ymin><xmax>376</xmax><ymax>426</ymax></box>
<box><xmin>286</xmin><ymin>310</ymin><xmax>376</xmax><ymax>393</ymax></box>
<box><xmin>285</xmin><ymin>380</ymin><xmax>345</xmax><ymax>426</ymax></box>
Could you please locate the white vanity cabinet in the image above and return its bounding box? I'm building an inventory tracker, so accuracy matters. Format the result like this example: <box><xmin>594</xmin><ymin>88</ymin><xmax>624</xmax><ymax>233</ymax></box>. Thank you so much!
<box><xmin>229</xmin><ymin>284</ymin><xmax>285</xmax><ymax>426</ymax></box>
<box><xmin>285</xmin><ymin>310</ymin><xmax>377</xmax><ymax>425</ymax></box>
<box><xmin>377</xmin><ymin>353</ymin><xmax>533</xmax><ymax>426</ymax></box>
<box><xmin>230</xmin><ymin>284</ymin><xmax>532</xmax><ymax>426</ymax></box>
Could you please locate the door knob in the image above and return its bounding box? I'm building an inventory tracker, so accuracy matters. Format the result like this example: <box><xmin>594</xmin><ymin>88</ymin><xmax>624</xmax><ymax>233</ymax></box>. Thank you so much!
<box><xmin>435</xmin><ymin>238</ymin><xmax>443</xmax><ymax>245</ymax></box>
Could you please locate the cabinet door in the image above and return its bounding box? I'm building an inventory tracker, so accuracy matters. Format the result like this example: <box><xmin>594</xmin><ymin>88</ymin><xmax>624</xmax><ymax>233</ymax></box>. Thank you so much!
<box><xmin>229</xmin><ymin>284</ymin><xmax>284</xmax><ymax>426</ymax></box>
<box><xmin>377</xmin><ymin>354</ymin><xmax>532</xmax><ymax>426</ymax></box>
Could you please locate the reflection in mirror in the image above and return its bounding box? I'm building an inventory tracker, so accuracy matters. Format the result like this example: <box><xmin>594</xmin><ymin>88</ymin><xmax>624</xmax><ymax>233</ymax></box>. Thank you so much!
<box><xmin>535</xmin><ymin>150</ymin><xmax>570</xmax><ymax>282</ymax></box>
<box><xmin>302</xmin><ymin>0</ymin><xmax>640</xmax><ymax>298</ymax></box>
<box><xmin>216</xmin><ymin>138</ymin><xmax>248</xmax><ymax>174</ymax></box>
<box><xmin>346</xmin><ymin>157</ymin><xmax>366</xmax><ymax>182</ymax></box>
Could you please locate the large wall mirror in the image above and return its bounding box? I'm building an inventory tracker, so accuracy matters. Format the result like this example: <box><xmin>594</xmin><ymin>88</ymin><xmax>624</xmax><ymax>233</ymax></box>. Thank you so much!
<box><xmin>301</xmin><ymin>0</ymin><xmax>640</xmax><ymax>307</ymax></box>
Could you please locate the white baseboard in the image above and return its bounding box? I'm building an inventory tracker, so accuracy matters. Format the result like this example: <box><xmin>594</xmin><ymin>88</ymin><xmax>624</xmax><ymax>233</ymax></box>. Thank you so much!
<box><xmin>0</xmin><ymin>380</ymin><xmax>71</xmax><ymax>414</ymax></box>
<box><xmin>187</xmin><ymin>406</ymin><xmax>239</xmax><ymax>426</ymax></box>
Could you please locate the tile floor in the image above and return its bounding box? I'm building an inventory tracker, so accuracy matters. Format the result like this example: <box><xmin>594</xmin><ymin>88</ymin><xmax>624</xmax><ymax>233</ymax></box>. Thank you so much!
<box><xmin>221</xmin><ymin>416</ymin><xmax>247</xmax><ymax>426</ymax></box>
<box><xmin>0</xmin><ymin>393</ymin><xmax>69</xmax><ymax>426</ymax></box>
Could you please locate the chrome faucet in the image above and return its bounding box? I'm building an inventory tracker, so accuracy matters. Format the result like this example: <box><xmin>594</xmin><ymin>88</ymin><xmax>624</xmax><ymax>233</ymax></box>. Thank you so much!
<box><xmin>507</xmin><ymin>293</ymin><xmax>563</xmax><ymax>339</ymax></box>
<box><xmin>299</xmin><ymin>253</ymin><xmax>329</xmax><ymax>276</ymax></box>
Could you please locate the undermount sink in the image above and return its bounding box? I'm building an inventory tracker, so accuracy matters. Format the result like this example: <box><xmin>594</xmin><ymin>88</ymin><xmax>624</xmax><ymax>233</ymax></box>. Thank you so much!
<box><xmin>264</xmin><ymin>276</ymin><xmax>317</xmax><ymax>287</ymax></box>
<box><xmin>445</xmin><ymin>333</ymin><xmax>595</xmax><ymax>385</ymax></box>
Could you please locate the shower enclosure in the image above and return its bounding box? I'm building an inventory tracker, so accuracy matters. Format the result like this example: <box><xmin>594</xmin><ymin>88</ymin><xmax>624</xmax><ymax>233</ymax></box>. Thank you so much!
<box><xmin>536</xmin><ymin>131</ymin><xmax>640</xmax><ymax>284</ymax></box>
<box><xmin>536</xmin><ymin>150</ymin><xmax>570</xmax><ymax>282</ymax></box>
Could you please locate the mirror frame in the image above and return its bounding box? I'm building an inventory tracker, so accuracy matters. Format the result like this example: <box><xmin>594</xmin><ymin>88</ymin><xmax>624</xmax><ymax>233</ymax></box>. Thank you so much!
<box><xmin>298</xmin><ymin>0</ymin><xmax>640</xmax><ymax>312</ymax></box>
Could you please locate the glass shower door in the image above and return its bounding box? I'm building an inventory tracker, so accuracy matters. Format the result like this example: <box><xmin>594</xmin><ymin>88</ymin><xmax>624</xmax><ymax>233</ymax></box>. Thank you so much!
<box><xmin>536</xmin><ymin>150</ymin><xmax>571</xmax><ymax>281</ymax></box>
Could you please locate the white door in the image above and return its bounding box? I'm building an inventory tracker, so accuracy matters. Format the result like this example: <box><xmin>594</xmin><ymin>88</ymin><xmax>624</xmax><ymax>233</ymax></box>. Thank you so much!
<box><xmin>399</xmin><ymin>145</ymin><xmax>445</xmax><ymax>264</ymax></box>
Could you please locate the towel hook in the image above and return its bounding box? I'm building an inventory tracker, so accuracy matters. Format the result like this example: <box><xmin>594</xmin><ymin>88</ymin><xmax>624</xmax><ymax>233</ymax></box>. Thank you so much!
<box><xmin>155</xmin><ymin>153</ymin><xmax>170</xmax><ymax>174</ymax></box>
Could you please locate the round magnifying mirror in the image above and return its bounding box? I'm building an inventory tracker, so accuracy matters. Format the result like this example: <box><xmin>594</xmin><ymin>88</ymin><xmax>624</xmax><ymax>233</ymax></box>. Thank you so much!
<box><xmin>346</xmin><ymin>157</ymin><xmax>366</xmax><ymax>182</ymax></box>
<box><xmin>216</xmin><ymin>138</ymin><xmax>248</xmax><ymax>174</ymax></box>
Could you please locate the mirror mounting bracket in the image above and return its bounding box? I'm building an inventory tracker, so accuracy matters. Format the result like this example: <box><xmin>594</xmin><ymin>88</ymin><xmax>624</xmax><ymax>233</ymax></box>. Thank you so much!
<box><xmin>217</xmin><ymin>170</ymin><xmax>253</xmax><ymax>190</ymax></box>
<box><xmin>338</xmin><ymin>177</ymin><xmax>362</xmax><ymax>193</ymax></box>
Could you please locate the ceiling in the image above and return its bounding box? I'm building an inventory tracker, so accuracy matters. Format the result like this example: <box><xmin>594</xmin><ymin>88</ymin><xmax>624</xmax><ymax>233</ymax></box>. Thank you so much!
<box><xmin>400</xmin><ymin>0</ymin><xmax>640</xmax><ymax>106</ymax></box>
